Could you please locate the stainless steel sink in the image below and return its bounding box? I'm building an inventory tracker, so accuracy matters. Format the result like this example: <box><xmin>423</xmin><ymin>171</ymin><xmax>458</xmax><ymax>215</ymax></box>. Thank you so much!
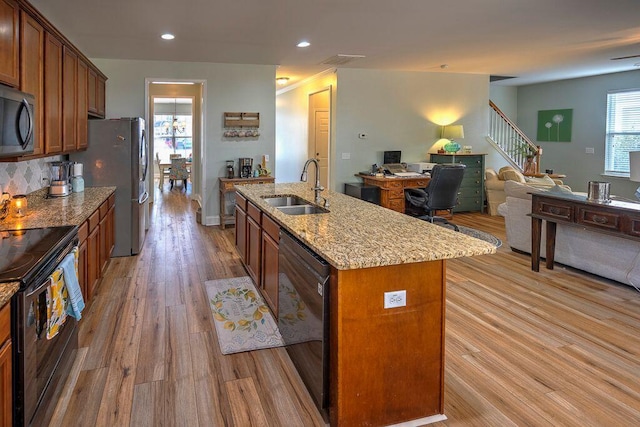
<box><xmin>262</xmin><ymin>195</ymin><xmax>309</xmax><ymax>207</ymax></box>
<box><xmin>277</xmin><ymin>204</ymin><xmax>330</xmax><ymax>215</ymax></box>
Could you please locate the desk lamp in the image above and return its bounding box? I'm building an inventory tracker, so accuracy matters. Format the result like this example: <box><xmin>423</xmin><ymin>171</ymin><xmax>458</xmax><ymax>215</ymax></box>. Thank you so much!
<box><xmin>629</xmin><ymin>151</ymin><xmax>640</xmax><ymax>200</ymax></box>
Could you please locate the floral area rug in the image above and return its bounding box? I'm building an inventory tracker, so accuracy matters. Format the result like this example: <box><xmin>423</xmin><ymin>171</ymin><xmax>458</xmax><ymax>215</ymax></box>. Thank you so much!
<box><xmin>205</xmin><ymin>277</ymin><xmax>284</xmax><ymax>355</ymax></box>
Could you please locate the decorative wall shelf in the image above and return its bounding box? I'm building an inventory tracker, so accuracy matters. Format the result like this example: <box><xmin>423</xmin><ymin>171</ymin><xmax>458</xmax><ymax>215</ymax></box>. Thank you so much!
<box><xmin>224</xmin><ymin>112</ymin><xmax>260</xmax><ymax>128</ymax></box>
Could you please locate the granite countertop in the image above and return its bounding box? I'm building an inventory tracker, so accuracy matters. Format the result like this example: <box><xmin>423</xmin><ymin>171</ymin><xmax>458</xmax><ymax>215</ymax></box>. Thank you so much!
<box><xmin>0</xmin><ymin>186</ymin><xmax>115</xmax><ymax>308</ymax></box>
<box><xmin>0</xmin><ymin>186</ymin><xmax>116</xmax><ymax>231</ymax></box>
<box><xmin>235</xmin><ymin>182</ymin><xmax>496</xmax><ymax>270</ymax></box>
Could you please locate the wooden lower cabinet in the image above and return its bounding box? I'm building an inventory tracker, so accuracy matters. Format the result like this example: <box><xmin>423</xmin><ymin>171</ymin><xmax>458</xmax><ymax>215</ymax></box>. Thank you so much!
<box><xmin>260</xmin><ymin>215</ymin><xmax>279</xmax><ymax>314</ymax></box>
<box><xmin>78</xmin><ymin>195</ymin><xmax>115</xmax><ymax>305</ymax></box>
<box><xmin>0</xmin><ymin>303</ymin><xmax>11</xmax><ymax>427</ymax></box>
<box><xmin>246</xmin><ymin>211</ymin><xmax>261</xmax><ymax>286</ymax></box>
<box><xmin>234</xmin><ymin>193</ymin><xmax>248</xmax><ymax>263</ymax></box>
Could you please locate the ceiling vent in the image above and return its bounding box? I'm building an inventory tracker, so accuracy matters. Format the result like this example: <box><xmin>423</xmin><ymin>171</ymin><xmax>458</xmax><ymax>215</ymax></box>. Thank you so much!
<box><xmin>321</xmin><ymin>54</ymin><xmax>366</xmax><ymax>66</ymax></box>
<box><xmin>490</xmin><ymin>75</ymin><xmax>517</xmax><ymax>82</ymax></box>
<box><xmin>611</xmin><ymin>54</ymin><xmax>640</xmax><ymax>60</ymax></box>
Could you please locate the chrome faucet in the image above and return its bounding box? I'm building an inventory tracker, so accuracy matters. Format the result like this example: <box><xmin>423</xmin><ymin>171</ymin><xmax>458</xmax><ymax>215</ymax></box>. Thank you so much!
<box><xmin>301</xmin><ymin>158</ymin><xmax>329</xmax><ymax>208</ymax></box>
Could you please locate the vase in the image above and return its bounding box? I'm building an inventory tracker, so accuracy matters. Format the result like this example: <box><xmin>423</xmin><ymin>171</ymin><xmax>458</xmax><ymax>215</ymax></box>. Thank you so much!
<box><xmin>523</xmin><ymin>156</ymin><xmax>537</xmax><ymax>175</ymax></box>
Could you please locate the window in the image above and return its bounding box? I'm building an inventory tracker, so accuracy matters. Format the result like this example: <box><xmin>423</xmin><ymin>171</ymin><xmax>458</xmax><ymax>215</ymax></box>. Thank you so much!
<box><xmin>605</xmin><ymin>89</ymin><xmax>640</xmax><ymax>175</ymax></box>
<box><xmin>153</xmin><ymin>98</ymin><xmax>193</xmax><ymax>161</ymax></box>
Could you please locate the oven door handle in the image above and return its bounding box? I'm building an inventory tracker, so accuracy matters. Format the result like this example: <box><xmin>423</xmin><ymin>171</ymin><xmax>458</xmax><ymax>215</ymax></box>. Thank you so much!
<box><xmin>26</xmin><ymin>276</ymin><xmax>52</xmax><ymax>298</ymax></box>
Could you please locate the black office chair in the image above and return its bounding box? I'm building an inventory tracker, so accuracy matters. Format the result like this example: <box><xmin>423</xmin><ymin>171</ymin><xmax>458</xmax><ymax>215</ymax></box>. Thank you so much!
<box><xmin>404</xmin><ymin>164</ymin><xmax>466</xmax><ymax>231</ymax></box>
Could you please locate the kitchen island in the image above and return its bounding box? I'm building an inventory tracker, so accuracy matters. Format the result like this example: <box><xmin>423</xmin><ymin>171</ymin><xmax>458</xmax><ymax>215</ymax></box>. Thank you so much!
<box><xmin>235</xmin><ymin>183</ymin><xmax>495</xmax><ymax>426</ymax></box>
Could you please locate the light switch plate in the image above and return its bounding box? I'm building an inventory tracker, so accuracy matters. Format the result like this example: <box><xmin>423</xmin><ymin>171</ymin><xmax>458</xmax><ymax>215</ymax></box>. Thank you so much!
<box><xmin>384</xmin><ymin>290</ymin><xmax>407</xmax><ymax>309</ymax></box>
<box><xmin>341</xmin><ymin>152</ymin><xmax>351</xmax><ymax>160</ymax></box>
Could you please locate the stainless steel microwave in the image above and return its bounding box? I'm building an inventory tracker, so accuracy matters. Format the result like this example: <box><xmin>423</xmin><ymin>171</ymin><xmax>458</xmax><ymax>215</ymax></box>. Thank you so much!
<box><xmin>0</xmin><ymin>85</ymin><xmax>35</xmax><ymax>157</ymax></box>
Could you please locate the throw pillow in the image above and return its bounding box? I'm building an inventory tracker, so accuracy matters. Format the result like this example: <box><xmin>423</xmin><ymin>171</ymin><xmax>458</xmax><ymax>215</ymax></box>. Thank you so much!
<box><xmin>499</xmin><ymin>168</ymin><xmax>526</xmax><ymax>183</ymax></box>
<box><xmin>524</xmin><ymin>174</ymin><xmax>556</xmax><ymax>187</ymax></box>
<box><xmin>547</xmin><ymin>184</ymin><xmax>574</xmax><ymax>195</ymax></box>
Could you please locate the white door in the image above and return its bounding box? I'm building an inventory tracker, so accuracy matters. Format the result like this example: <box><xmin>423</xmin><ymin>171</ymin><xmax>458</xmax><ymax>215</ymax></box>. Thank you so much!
<box><xmin>314</xmin><ymin>109</ymin><xmax>330</xmax><ymax>188</ymax></box>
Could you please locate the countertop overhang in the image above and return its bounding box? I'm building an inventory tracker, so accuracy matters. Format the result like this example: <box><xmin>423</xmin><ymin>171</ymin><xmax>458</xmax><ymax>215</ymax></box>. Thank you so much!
<box><xmin>235</xmin><ymin>182</ymin><xmax>496</xmax><ymax>270</ymax></box>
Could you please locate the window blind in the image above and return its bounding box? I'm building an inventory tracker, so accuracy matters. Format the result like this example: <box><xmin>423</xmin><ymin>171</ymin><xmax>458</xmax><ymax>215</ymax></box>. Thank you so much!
<box><xmin>605</xmin><ymin>89</ymin><xmax>640</xmax><ymax>175</ymax></box>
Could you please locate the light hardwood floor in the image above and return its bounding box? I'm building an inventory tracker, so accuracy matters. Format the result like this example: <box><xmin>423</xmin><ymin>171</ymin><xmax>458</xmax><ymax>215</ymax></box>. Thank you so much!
<box><xmin>50</xmin><ymin>185</ymin><xmax>640</xmax><ymax>426</ymax></box>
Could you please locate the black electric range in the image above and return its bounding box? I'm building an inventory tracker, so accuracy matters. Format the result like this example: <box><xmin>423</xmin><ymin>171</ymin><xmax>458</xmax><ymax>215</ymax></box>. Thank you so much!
<box><xmin>0</xmin><ymin>226</ymin><xmax>78</xmax><ymax>288</ymax></box>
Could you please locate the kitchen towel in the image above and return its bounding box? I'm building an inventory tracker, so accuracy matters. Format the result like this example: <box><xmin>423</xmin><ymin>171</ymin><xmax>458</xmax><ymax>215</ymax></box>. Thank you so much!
<box><xmin>46</xmin><ymin>269</ymin><xmax>68</xmax><ymax>339</ymax></box>
<box><xmin>61</xmin><ymin>247</ymin><xmax>85</xmax><ymax>320</ymax></box>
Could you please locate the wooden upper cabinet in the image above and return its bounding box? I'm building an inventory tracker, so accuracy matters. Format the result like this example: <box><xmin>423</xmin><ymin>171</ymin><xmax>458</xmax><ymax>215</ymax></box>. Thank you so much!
<box><xmin>88</xmin><ymin>67</ymin><xmax>106</xmax><ymax>118</ymax></box>
<box><xmin>62</xmin><ymin>46</ymin><xmax>77</xmax><ymax>152</ymax></box>
<box><xmin>88</xmin><ymin>68</ymin><xmax>97</xmax><ymax>114</ymax></box>
<box><xmin>20</xmin><ymin>11</ymin><xmax>44</xmax><ymax>156</ymax></box>
<box><xmin>77</xmin><ymin>59</ymin><xmax>88</xmax><ymax>149</ymax></box>
<box><xmin>0</xmin><ymin>0</ymin><xmax>19</xmax><ymax>87</ymax></box>
<box><xmin>44</xmin><ymin>32</ymin><xmax>63</xmax><ymax>154</ymax></box>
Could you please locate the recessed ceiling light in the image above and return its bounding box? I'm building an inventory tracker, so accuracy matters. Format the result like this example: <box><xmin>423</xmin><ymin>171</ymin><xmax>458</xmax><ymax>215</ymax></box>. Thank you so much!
<box><xmin>161</xmin><ymin>33</ymin><xmax>175</xmax><ymax>40</ymax></box>
<box><xmin>297</xmin><ymin>41</ymin><xmax>310</xmax><ymax>48</ymax></box>
<box><xmin>276</xmin><ymin>77</ymin><xmax>290</xmax><ymax>85</ymax></box>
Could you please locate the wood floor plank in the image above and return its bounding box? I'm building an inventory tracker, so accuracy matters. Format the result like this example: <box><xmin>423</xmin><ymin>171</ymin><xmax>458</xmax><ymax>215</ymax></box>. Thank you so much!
<box><xmin>225</xmin><ymin>377</ymin><xmax>269</xmax><ymax>427</ymax></box>
<box><xmin>130</xmin><ymin>381</ymin><xmax>165</xmax><ymax>427</ymax></box>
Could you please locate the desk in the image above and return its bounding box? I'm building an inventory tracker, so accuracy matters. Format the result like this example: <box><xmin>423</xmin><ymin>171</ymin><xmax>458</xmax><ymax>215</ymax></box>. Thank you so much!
<box><xmin>158</xmin><ymin>159</ymin><xmax>192</xmax><ymax>188</ymax></box>
<box><xmin>219</xmin><ymin>176</ymin><xmax>275</xmax><ymax>228</ymax></box>
<box><xmin>356</xmin><ymin>174</ymin><xmax>430</xmax><ymax>213</ymax></box>
<box><xmin>530</xmin><ymin>193</ymin><xmax>640</xmax><ymax>271</ymax></box>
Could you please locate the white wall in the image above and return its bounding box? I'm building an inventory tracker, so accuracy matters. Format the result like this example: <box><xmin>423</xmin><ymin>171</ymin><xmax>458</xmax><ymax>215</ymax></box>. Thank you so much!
<box><xmin>516</xmin><ymin>69</ymin><xmax>640</xmax><ymax>195</ymax></box>
<box><xmin>91</xmin><ymin>58</ymin><xmax>276</xmax><ymax>225</ymax></box>
<box><xmin>275</xmin><ymin>71</ymin><xmax>337</xmax><ymax>184</ymax></box>
<box><xmin>489</xmin><ymin>85</ymin><xmax>518</xmax><ymax>121</ymax></box>
<box><xmin>333</xmin><ymin>69</ymin><xmax>491</xmax><ymax>191</ymax></box>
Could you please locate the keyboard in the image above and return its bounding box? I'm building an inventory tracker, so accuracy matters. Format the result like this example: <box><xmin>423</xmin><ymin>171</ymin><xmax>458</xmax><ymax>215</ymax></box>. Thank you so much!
<box><xmin>393</xmin><ymin>172</ymin><xmax>423</xmax><ymax>177</ymax></box>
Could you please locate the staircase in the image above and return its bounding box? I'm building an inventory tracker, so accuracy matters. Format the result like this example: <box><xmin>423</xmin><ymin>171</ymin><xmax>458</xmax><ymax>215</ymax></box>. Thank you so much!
<box><xmin>487</xmin><ymin>100</ymin><xmax>540</xmax><ymax>174</ymax></box>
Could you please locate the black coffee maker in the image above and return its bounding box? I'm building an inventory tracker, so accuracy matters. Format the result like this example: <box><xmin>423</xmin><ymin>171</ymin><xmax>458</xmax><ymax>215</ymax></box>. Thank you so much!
<box><xmin>239</xmin><ymin>158</ymin><xmax>253</xmax><ymax>178</ymax></box>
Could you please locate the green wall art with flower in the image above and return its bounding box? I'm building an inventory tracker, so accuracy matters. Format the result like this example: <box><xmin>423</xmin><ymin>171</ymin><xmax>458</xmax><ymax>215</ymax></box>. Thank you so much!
<box><xmin>536</xmin><ymin>109</ymin><xmax>573</xmax><ymax>142</ymax></box>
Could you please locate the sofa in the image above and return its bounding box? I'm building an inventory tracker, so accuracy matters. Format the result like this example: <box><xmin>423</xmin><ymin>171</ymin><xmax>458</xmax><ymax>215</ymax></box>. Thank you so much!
<box><xmin>485</xmin><ymin>166</ymin><xmax>569</xmax><ymax>215</ymax></box>
<box><xmin>497</xmin><ymin>180</ymin><xmax>640</xmax><ymax>288</ymax></box>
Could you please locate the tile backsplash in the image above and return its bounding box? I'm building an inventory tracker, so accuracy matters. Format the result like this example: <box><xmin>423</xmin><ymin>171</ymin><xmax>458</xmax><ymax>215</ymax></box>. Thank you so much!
<box><xmin>0</xmin><ymin>155</ymin><xmax>62</xmax><ymax>195</ymax></box>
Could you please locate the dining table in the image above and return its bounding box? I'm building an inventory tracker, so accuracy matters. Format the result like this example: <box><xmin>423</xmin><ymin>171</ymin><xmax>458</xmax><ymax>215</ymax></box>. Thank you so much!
<box><xmin>158</xmin><ymin>158</ymin><xmax>192</xmax><ymax>188</ymax></box>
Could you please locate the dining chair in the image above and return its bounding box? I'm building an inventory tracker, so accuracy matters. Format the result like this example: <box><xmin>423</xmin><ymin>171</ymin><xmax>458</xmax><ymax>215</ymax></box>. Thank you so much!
<box><xmin>156</xmin><ymin>152</ymin><xmax>170</xmax><ymax>189</ymax></box>
<box><xmin>169</xmin><ymin>157</ymin><xmax>189</xmax><ymax>190</ymax></box>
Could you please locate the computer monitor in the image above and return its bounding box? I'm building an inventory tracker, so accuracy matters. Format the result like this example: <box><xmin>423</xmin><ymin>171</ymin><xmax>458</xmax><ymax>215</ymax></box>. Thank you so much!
<box><xmin>383</xmin><ymin>150</ymin><xmax>401</xmax><ymax>164</ymax></box>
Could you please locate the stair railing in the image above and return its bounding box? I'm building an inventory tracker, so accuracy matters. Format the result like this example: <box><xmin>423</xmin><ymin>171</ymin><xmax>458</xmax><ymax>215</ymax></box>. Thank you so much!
<box><xmin>488</xmin><ymin>100</ymin><xmax>541</xmax><ymax>173</ymax></box>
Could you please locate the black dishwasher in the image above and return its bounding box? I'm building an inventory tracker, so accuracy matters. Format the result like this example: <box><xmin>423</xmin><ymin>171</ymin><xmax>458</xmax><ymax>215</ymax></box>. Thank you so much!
<box><xmin>278</xmin><ymin>230</ymin><xmax>330</xmax><ymax>420</ymax></box>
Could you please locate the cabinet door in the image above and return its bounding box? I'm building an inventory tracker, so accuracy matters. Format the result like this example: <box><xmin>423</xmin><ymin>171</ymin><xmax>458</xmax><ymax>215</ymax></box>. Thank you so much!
<box><xmin>76</xmin><ymin>59</ymin><xmax>88</xmax><ymax>149</ymax></box>
<box><xmin>62</xmin><ymin>46</ymin><xmax>77</xmax><ymax>152</ymax></box>
<box><xmin>20</xmin><ymin>11</ymin><xmax>44</xmax><ymax>156</ymax></box>
<box><xmin>0</xmin><ymin>339</ymin><xmax>11</xmax><ymax>427</ymax></box>
<box><xmin>87</xmin><ymin>68</ymin><xmax>97</xmax><ymax>114</ymax></box>
<box><xmin>77</xmin><ymin>238</ymin><xmax>88</xmax><ymax>305</ymax></box>
<box><xmin>44</xmin><ymin>32</ymin><xmax>63</xmax><ymax>154</ymax></box>
<box><xmin>87</xmin><ymin>226</ymin><xmax>99</xmax><ymax>301</ymax></box>
<box><xmin>261</xmin><ymin>231</ymin><xmax>279</xmax><ymax>315</ymax></box>
<box><xmin>247</xmin><ymin>216</ymin><xmax>261</xmax><ymax>286</ymax></box>
<box><xmin>235</xmin><ymin>205</ymin><xmax>247</xmax><ymax>262</ymax></box>
<box><xmin>107</xmin><ymin>205</ymin><xmax>115</xmax><ymax>256</ymax></box>
<box><xmin>97</xmin><ymin>75</ymin><xmax>106</xmax><ymax>117</ymax></box>
<box><xmin>0</xmin><ymin>302</ymin><xmax>11</xmax><ymax>427</ymax></box>
<box><xmin>0</xmin><ymin>0</ymin><xmax>19</xmax><ymax>87</ymax></box>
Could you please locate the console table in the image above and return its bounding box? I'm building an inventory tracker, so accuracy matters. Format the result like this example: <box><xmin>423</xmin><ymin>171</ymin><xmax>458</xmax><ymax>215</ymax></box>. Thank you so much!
<box><xmin>219</xmin><ymin>177</ymin><xmax>275</xmax><ymax>229</ymax></box>
<box><xmin>356</xmin><ymin>174</ymin><xmax>430</xmax><ymax>213</ymax></box>
<box><xmin>530</xmin><ymin>193</ymin><xmax>640</xmax><ymax>271</ymax></box>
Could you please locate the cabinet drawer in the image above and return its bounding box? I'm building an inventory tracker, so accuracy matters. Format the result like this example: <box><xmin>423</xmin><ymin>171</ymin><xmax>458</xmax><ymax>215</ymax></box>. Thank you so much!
<box><xmin>248</xmin><ymin>202</ymin><xmax>261</xmax><ymax>223</ymax></box>
<box><xmin>78</xmin><ymin>220</ymin><xmax>88</xmax><ymax>242</ymax></box>
<box><xmin>88</xmin><ymin>210</ymin><xmax>100</xmax><ymax>231</ymax></box>
<box><xmin>388</xmin><ymin>189</ymin><xmax>404</xmax><ymax>199</ymax></box>
<box><xmin>0</xmin><ymin>303</ymin><xmax>9</xmax><ymax>344</ymax></box>
<box><xmin>623</xmin><ymin>214</ymin><xmax>640</xmax><ymax>237</ymax></box>
<box><xmin>577</xmin><ymin>207</ymin><xmax>622</xmax><ymax>232</ymax></box>
<box><xmin>235</xmin><ymin>192</ymin><xmax>247</xmax><ymax>211</ymax></box>
<box><xmin>388</xmin><ymin>198</ymin><xmax>404</xmax><ymax>211</ymax></box>
<box><xmin>262</xmin><ymin>214</ymin><xmax>280</xmax><ymax>241</ymax></box>
<box><xmin>532</xmin><ymin>198</ymin><xmax>573</xmax><ymax>221</ymax></box>
<box><xmin>455</xmin><ymin>198</ymin><xmax>483</xmax><ymax>212</ymax></box>
<box><xmin>108</xmin><ymin>193</ymin><xmax>115</xmax><ymax>208</ymax></box>
<box><xmin>99</xmin><ymin>200</ymin><xmax>108</xmax><ymax>218</ymax></box>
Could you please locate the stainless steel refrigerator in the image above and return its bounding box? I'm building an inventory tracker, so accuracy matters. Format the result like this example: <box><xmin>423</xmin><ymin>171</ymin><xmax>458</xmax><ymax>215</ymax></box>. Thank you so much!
<box><xmin>71</xmin><ymin>117</ymin><xmax>149</xmax><ymax>256</ymax></box>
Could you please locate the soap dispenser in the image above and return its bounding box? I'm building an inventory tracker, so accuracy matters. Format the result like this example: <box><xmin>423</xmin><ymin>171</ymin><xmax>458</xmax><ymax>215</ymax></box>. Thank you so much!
<box><xmin>71</xmin><ymin>162</ymin><xmax>85</xmax><ymax>193</ymax></box>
